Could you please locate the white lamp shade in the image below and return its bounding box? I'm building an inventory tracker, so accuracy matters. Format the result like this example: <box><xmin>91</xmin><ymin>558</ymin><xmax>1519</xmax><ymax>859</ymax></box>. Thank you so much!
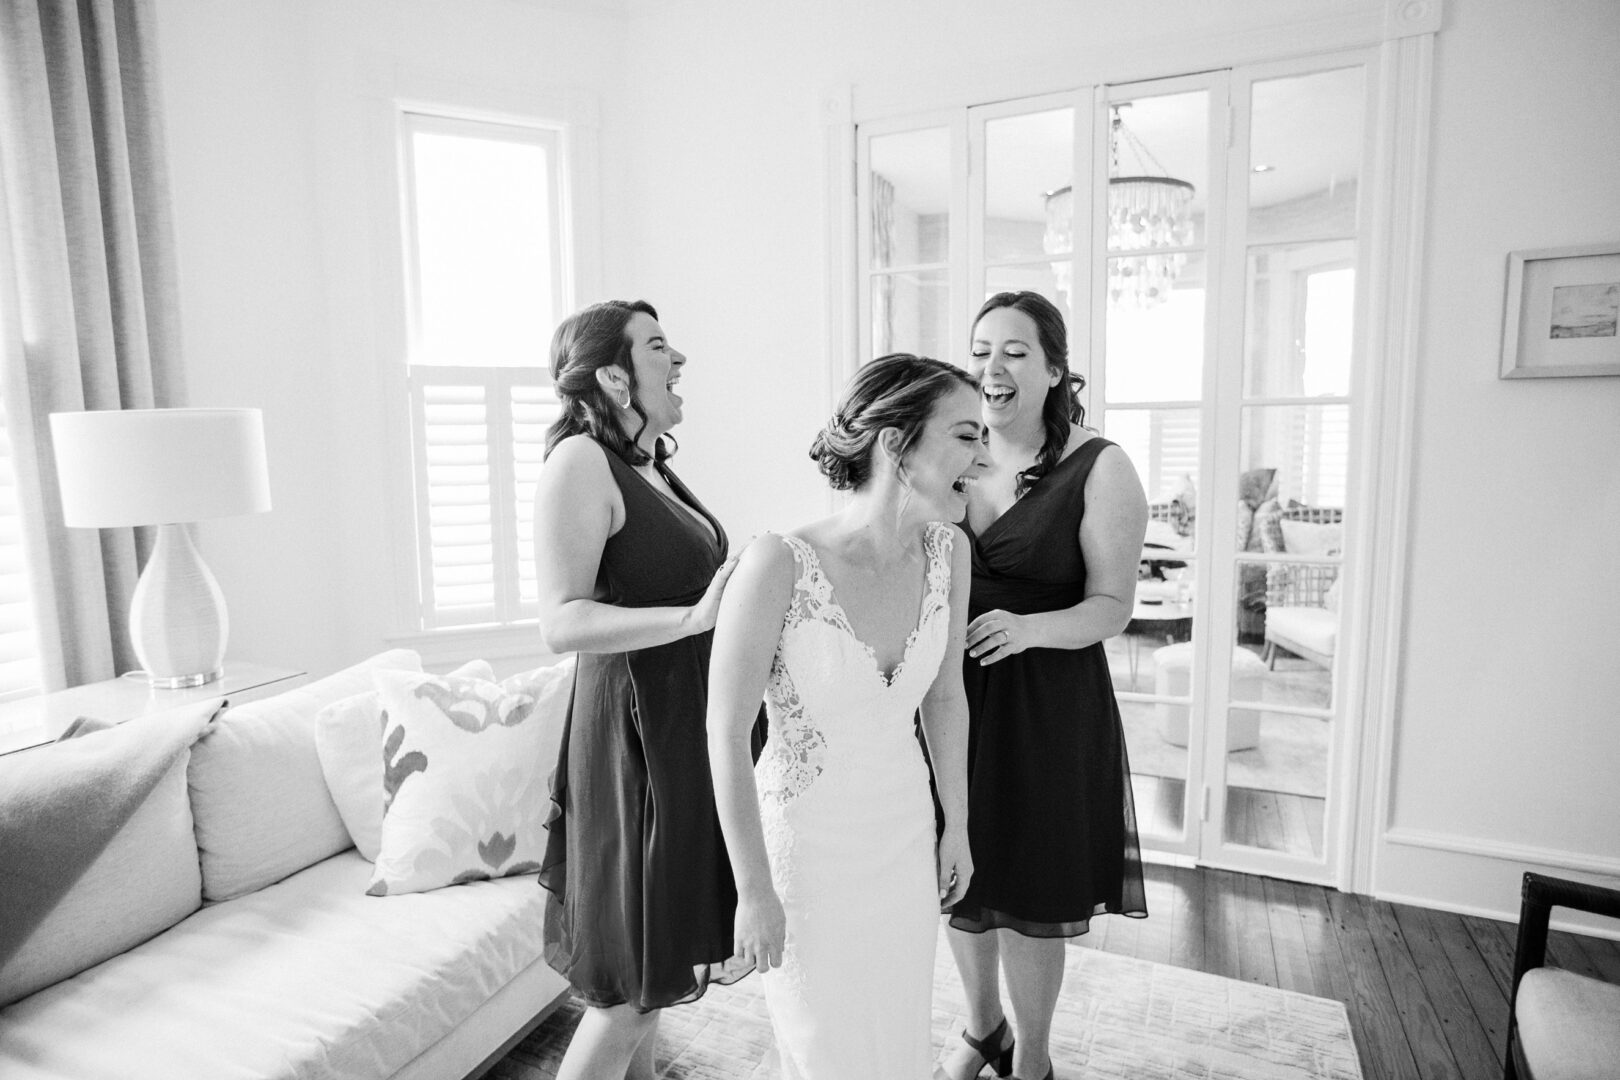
<box><xmin>49</xmin><ymin>408</ymin><xmax>272</xmax><ymax>527</ymax></box>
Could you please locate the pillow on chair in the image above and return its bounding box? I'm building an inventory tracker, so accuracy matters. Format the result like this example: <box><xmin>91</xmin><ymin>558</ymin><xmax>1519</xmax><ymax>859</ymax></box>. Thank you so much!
<box><xmin>368</xmin><ymin>659</ymin><xmax>575</xmax><ymax>896</ymax></box>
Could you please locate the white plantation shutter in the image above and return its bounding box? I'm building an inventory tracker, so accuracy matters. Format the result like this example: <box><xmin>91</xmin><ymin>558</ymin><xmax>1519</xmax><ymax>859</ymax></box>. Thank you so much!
<box><xmin>0</xmin><ymin>404</ymin><xmax>43</xmax><ymax>701</ymax></box>
<box><xmin>511</xmin><ymin>383</ymin><xmax>553</xmax><ymax>606</ymax></box>
<box><xmin>1154</xmin><ymin>410</ymin><xmax>1201</xmax><ymax>498</ymax></box>
<box><xmin>398</xmin><ymin>110</ymin><xmax>569</xmax><ymax>631</ymax></box>
<box><xmin>410</xmin><ymin>367</ymin><xmax>559</xmax><ymax>629</ymax></box>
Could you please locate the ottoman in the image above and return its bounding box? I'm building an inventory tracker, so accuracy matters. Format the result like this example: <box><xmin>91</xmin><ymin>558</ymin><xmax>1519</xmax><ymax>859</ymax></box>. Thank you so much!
<box><xmin>1154</xmin><ymin>642</ymin><xmax>1267</xmax><ymax>751</ymax></box>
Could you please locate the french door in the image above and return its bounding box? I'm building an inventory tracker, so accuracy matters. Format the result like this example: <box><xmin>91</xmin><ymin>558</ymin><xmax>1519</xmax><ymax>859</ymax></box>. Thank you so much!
<box><xmin>856</xmin><ymin>51</ymin><xmax>1378</xmax><ymax>884</ymax></box>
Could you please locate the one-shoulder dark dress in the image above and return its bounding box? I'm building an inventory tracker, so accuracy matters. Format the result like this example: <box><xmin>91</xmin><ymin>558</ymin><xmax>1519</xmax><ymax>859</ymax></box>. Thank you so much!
<box><xmin>949</xmin><ymin>437</ymin><xmax>1147</xmax><ymax>937</ymax></box>
<box><xmin>539</xmin><ymin>442</ymin><xmax>744</xmax><ymax>1011</ymax></box>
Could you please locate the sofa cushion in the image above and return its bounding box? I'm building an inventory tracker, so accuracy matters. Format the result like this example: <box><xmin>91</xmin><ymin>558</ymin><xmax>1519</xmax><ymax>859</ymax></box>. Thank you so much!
<box><xmin>0</xmin><ymin>700</ymin><xmax>218</xmax><ymax>1007</ymax></box>
<box><xmin>1514</xmin><ymin>966</ymin><xmax>1620</xmax><ymax>1080</ymax></box>
<box><xmin>190</xmin><ymin>650</ymin><xmax>421</xmax><ymax>901</ymax></box>
<box><xmin>0</xmin><ymin>850</ymin><xmax>564</xmax><ymax>1080</ymax></box>
<box><xmin>315</xmin><ymin>660</ymin><xmax>494</xmax><ymax>862</ymax></box>
<box><xmin>1266</xmin><ymin>606</ymin><xmax>1338</xmax><ymax>658</ymax></box>
<box><xmin>369</xmin><ymin>659</ymin><xmax>575</xmax><ymax>896</ymax></box>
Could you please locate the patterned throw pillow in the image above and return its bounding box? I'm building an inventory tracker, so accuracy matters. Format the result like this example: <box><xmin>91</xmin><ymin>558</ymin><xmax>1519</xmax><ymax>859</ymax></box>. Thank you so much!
<box><xmin>367</xmin><ymin>661</ymin><xmax>574</xmax><ymax>896</ymax></box>
<box><xmin>1236</xmin><ymin>500</ymin><xmax>1256</xmax><ymax>550</ymax></box>
<box><xmin>1254</xmin><ymin>498</ymin><xmax>1286</xmax><ymax>553</ymax></box>
<box><xmin>314</xmin><ymin>660</ymin><xmax>494</xmax><ymax>862</ymax></box>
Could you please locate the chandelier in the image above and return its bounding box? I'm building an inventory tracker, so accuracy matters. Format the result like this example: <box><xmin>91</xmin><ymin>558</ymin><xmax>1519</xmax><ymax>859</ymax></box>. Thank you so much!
<box><xmin>1043</xmin><ymin>105</ymin><xmax>1195</xmax><ymax>309</ymax></box>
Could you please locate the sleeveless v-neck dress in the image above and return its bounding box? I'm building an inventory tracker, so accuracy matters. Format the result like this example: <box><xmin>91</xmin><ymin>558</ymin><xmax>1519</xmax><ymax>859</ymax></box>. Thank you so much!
<box><xmin>756</xmin><ymin>524</ymin><xmax>954</xmax><ymax>1078</ymax></box>
<box><xmin>949</xmin><ymin>438</ymin><xmax>1147</xmax><ymax>937</ymax></box>
<box><xmin>539</xmin><ymin>443</ymin><xmax>746</xmax><ymax>1011</ymax></box>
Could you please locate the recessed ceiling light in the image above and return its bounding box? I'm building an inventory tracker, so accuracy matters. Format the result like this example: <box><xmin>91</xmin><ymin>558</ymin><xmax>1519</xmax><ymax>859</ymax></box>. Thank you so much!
<box><xmin>1252</xmin><ymin>164</ymin><xmax>1276</xmax><ymax>173</ymax></box>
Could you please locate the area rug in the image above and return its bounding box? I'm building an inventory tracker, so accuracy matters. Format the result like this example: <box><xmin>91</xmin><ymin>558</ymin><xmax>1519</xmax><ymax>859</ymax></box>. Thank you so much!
<box><xmin>495</xmin><ymin>929</ymin><xmax>1363</xmax><ymax>1079</ymax></box>
<box><xmin>1121</xmin><ymin>706</ymin><xmax>1329</xmax><ymax>799</ymax></box>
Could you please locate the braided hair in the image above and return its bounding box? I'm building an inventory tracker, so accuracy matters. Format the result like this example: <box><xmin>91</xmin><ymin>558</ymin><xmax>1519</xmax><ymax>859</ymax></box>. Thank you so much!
<box><xmin>808</xmin><ymin>353</ymin><xmax>978</xmax><ymax>490</ymax></box>
<box><xmin>543</xmin><ymin>299</ymin><xmax>675</xmax><ymax>465</ymax></box>
<box><xmin>973</xmin><ymin>291</ymin><xmax>1085</xmax><ymax>497</ymax></box>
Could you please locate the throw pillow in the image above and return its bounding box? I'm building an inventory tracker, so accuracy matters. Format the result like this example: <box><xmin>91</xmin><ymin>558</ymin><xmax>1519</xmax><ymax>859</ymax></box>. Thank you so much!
<box><xmin>189</xmin><ymin>649</ymin><xmax>422</xmax><ymax>902</ymax></box>
<box><xmin>1238</xmin><ymin>467</ymin><xmax>1277</xmax><ymax>508</ymax></box>
<box><xmin>1236</xmin><ymin>500</ymin><xmax>1256</xmax><ymax>551</ymax></box>
<box><xmin>0</xmin><ymin>699</ymin><xmax>218</xmax><ymax>1006</ymax></box>
<box><xmin>368</xmin><ymin>657</ymin><xmax>576</xmax><ymax>896</ymax></box>
<box><xmin>1254</xmin><ymin>499</ymin><xmax>1286</xmax><ymax>553</ymax></box>
<box><xmin>1280</xmin><ymin>518</ymin><xmax>1345</xmax><ymax>558</ymax></box>
<box><xmin>315</xmin><ymin>659</ymin><xmax>495</xmax><ymax>861</ymax></box>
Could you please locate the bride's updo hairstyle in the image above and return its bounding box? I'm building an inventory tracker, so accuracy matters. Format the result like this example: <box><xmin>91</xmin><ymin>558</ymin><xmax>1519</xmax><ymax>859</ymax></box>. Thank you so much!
<box><xmin>809</xmin><ymin>352</ymin><xmax>978</xmax><ymax>490</ymax></box>
<box><xmin>543</xmin><ymin>299</ymin><xmax>670</xmax><ymax>466</ymax></box>
<box><xmin>973</xmin><ymin>290</ymin><xmax>1086</xmax><ymax>496</ymax></box>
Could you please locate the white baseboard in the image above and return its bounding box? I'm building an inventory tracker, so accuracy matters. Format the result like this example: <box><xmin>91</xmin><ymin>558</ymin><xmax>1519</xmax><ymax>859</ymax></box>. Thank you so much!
<box><xmin>1376</xmin><ymin>826</ymin><xmax>1620</xmax><ymax>941</ymax></box>
<box><xmin>1384</xmin><ymin>826</ymin><xmax>1620</xmax><ymax>878</ymax></box>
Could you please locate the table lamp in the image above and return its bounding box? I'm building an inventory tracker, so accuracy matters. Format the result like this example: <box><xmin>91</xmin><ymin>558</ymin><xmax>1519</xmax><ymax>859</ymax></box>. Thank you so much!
<box><xmin>49</xmin><ymin>408</ymin><xmax>272</xmax><ymax>688</ymax></box>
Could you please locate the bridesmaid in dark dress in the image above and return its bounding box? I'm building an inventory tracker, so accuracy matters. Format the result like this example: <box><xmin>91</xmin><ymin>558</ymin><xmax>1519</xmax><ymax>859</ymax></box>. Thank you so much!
<box><xmin>533</xmin><ymin>300</ymin><xmax>746</xmax><ymax>1080</ymax></box>
<box><xmin>941</xmin><ymin>292</ymin><xmax>1149</xmax><ymax>1080</ymax></box>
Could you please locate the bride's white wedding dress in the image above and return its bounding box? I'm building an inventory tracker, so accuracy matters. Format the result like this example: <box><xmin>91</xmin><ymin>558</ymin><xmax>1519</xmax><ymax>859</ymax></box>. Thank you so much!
<box><xmin>754</xmin><ymin>523</ymin><xmax>954</xmax><ymax>1079</ymax></box>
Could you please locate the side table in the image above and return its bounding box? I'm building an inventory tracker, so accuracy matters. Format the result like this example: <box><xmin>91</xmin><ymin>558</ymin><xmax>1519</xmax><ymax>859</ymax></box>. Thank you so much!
<box><xmin>0</xmin><ymin>661</ymin><xmax>307</xmax><ymax>757</ymax></box>
<box><xmin>1122</xmin><ymin>599</ymin><xmax>1195</xmax><ymax>692</ymax></box>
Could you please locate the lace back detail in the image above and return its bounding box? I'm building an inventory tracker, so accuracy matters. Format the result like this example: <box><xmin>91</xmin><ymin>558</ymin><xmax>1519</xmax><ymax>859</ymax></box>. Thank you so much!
<box><xmin>758</xmin><ymin>535</ymin><xmax>830</xmax><ymax>807</ymax></box>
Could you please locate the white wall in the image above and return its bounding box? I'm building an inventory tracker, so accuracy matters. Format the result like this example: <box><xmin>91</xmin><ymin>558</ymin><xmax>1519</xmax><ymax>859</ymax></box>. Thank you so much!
<box><xmin>155</xmin><ymin>0</ymin><xmax>1620</xmax><ymax>918</ymax></box>
<box><xmin>155</xmin><ymin>0</ymin><xmax>624</xmax><ymax>676</ymax></box>
<box><xmin>1372</xmin><ymin>0</ymin><xmax>1620</xmax><ymax>918</ymax></box>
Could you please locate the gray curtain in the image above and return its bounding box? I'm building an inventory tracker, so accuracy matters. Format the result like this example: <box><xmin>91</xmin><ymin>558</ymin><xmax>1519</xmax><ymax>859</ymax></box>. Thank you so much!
<box><xmin>0</xmin><ymin>0</ymin><xmax>186</xmax><ymax>687</ymax></box>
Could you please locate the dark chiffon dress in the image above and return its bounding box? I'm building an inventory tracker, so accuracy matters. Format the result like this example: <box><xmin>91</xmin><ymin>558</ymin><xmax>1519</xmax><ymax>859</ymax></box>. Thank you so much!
<box><xmin>538</xmin><ymin>442</ymin><xmax>746</xmax><ymax>1011</ymax></box>
<box><xmin>949</xmin><ymin>437</ymin><xmax>1148</xmax><ymax>937</ymax></box>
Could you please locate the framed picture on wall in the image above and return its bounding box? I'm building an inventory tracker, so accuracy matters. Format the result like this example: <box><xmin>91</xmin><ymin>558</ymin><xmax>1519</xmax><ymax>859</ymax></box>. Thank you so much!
<box><xmin>1500</xmin><ymin>242</ymin><xmax>1620</xmax><ymax>378</ymax></box>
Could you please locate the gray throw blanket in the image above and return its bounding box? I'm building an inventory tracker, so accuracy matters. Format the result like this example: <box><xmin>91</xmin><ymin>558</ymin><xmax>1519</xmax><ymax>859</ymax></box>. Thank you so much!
<box><xmin>0</xmin><ymin>698</ymin><xmax>222</xmax><ymax>974</ymax></box>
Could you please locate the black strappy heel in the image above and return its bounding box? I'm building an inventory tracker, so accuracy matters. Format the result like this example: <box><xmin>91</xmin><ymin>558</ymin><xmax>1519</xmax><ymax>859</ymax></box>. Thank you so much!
<box><xmin>960</xmin><ymin>1017</ymin><xmax>1015</xmax><ymax>1078</ymax></box>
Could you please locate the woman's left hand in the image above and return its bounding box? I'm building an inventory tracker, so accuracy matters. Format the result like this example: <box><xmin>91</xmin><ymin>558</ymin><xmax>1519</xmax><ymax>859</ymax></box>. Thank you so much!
<box><xmin>966</xmin><ymin>610</ymin><xmax>1030</xmax><ymax>666</ymax></box>
<box><xmin>937</xmin><ymin>827</ymin><xmax>973</xmax><ymax>909</ymax></box>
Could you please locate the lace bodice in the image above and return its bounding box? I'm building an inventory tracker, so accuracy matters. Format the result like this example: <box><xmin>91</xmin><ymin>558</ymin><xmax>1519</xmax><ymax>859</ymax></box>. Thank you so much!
<box><xmin>755</xmin><ymin>522</ymin><xmax>953</xmax><ymax>811</ymax></box>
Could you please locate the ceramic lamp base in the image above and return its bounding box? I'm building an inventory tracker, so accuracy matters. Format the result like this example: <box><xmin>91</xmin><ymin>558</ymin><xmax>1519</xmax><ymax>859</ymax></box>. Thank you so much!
<box><xmin>129</xmin><ymin>523</ymin><xmax>229</xmax><ymax>686</ymax></box>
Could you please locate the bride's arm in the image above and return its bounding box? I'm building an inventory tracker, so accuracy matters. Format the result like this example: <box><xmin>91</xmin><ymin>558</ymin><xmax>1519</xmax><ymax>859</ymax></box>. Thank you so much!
<box><xmin>918</xmin><ymin>525</ymin><xmax>975</xmax><ymax>908</ymax></box>
<box><xmin>706</xmin><ymin>535</ymin><xmax>794</xmax><ymax>972</ymax></box>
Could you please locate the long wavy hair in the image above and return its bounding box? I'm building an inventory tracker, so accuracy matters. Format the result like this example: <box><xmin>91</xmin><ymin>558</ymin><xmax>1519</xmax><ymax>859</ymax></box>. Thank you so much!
<box><xmin>973</xmin><ymin>290</ymin><xmax>1086</xmax><ymax>497</ymax></box>
<box><xmin>808</xmin><ymin>353</ymin><xmax>979</xmax><ymax>491</ymax></box>
<box><xmin>543</xmin><ymin>299</ymin><xmax>673</xmax><ymax>465</ymax></box>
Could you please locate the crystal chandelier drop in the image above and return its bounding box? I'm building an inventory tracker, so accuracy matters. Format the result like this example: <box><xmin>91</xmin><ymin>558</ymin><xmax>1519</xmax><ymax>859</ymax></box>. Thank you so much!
<box><xmin>1043</xmin><ymin>105</ymin><xmax>1196</xmax><ymax>309</ymax></box>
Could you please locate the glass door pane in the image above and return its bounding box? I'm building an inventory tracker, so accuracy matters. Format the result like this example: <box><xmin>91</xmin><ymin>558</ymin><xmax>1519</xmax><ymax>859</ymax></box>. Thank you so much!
<box><xmin>868</xmin><ymin>127</ymin><xmax>952</xmax><ymax>361</ymax></box>
<box><xmin>1100</xmin><ymin>85</ymin><xmax>1210</xmax><ymax>854</ymax></box>
<box><xmin>1214</xmin><ymin>62</ymin><xmax>1364</xmax><ymax>867</ymax></box>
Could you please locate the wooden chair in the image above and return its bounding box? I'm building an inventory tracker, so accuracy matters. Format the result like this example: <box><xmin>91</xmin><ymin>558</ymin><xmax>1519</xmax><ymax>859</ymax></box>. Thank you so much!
<box><xmin>1504</xmin><ymin>871</ymin><xmax>1620</xmax><ymax>1080</ymax></box>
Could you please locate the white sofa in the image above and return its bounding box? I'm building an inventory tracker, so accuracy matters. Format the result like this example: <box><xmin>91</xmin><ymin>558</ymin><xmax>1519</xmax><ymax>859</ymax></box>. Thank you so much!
<box><xmin>0</xmin><ymin>649</ymin><xmax>571</xmax><ymax>1080</ymax></box>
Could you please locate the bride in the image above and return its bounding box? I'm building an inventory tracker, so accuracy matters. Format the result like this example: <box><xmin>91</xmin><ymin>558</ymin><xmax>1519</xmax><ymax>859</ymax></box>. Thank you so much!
<box><xmin>707</xmin><ymin>353</ymin><xmax>989</xmax><ymax>1077</ymax></box>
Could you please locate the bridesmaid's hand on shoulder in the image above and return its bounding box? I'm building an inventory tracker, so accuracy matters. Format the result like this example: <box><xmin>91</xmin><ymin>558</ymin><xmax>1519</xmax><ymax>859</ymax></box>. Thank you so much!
<box><xmin>733</xmin><ymin>883</ymin><xmax>786</xmax><ymax>974</ymax></box>
<box><xmin>686</xmin><ymin>547</ymin><xmax>744</xmax><ymax>635</ymax></box>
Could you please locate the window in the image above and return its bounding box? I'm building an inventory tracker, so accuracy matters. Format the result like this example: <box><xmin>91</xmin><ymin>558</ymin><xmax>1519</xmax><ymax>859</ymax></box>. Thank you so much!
<box><xmin>398</xmin><ymin>112</ymin><xmax>569</xmax><ymax>630</ymax></box>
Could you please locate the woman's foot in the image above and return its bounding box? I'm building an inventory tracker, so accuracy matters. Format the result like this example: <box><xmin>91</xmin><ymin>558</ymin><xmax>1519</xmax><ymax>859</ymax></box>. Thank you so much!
<box><xmin>935</xmin><ymin>1016</ymin><xmax>1015</xmax><ymax>1080</ymax></box>
<box><xmin>1008</xmin><ymin>1049</ymin><xmax>1052</xmax><ymax>1080</ymax></box>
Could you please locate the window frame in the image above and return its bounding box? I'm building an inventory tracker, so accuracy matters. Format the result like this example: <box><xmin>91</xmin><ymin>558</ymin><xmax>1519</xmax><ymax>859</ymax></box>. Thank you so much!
<box><xmin>375</xmin><ymin>84</ymin><xmax>598</xmax><ymax>665</ymax></box>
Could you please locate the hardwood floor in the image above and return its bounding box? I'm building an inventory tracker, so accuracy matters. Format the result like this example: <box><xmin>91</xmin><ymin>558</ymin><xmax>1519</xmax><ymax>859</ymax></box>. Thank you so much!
<box><xmin>1086</xmin><ymin>862</ymin><xmax>1620</xmax><ymax>1080</ymax></box>
<box><xmin>1131</xmin><ymin>774</ymin><xmax>1326</xmax><ymax>858</ymax></box>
